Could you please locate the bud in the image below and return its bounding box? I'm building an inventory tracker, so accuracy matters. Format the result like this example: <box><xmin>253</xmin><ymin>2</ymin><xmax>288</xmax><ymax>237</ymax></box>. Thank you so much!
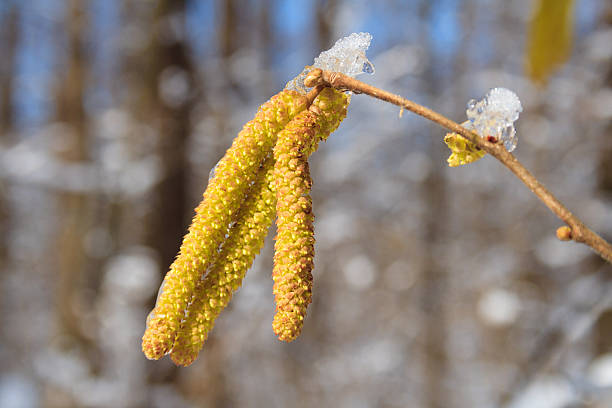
<box><xmin>556</xmin><ymin>226</ymin><xmax>572</xmax><ymax>241</ymax></box>
<box><xmin>304</xmin><ymin>68</ymin><xmax>323</xmax><ymax>88</ymax></box>
<box><xmin>444</xmin><ymin>132</ymin><xmax>485</xmax><ymax>167</ymax></box>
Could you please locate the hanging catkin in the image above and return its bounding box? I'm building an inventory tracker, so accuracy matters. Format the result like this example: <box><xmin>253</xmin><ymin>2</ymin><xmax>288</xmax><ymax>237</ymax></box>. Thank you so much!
<box><xmin>272</xmin><ymin>88</ymin><xmax>349</xmax><ymax>342</ymax></box>
<box><xmin>169</xmin><ymin>88</ymin><xmax>349</xmax><ymax>365</ymax></box>
<box><xmin>142</xmin><ymin>91</ymin><xmax>308</xmax><ymax>360</ymax></box>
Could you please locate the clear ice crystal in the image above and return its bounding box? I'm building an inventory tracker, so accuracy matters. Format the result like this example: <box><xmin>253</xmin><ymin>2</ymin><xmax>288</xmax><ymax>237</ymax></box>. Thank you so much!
<box><xmin>145</xmin><ymin>278</ymin><xmax>166</xmax><ymax>330</ymax></box>
<box><xmin>208</xmin><ymin>160</ymin><xmax>219</xmax><ymax>182</ymax></box>
<box><xmin>465</xmin><ymin>88</ymin><xmax>523</xmax><ymax>152</ymax></box>
<box><xmin>286</xmin><ymin>32</ymin><xmax>374</xmax><ymax>94</ymax></box>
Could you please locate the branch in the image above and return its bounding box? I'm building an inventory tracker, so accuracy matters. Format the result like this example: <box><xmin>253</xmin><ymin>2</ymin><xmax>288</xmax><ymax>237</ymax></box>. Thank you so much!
<box><xmin>304</xmin><ymin>69</ymin><xmax>612</xmax><ymax>264</ymax></box>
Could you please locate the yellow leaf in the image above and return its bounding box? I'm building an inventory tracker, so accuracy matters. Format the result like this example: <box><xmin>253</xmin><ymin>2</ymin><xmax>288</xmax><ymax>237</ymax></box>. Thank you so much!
<box><xmin>444</xmin><ymin>133</ymin><xmax>485</xmax><ymax>167</ymax></box>
<box><xmin>526</xmin><ymin>0</ymin><xmax>575</xmax><ymax>85</ymax></box>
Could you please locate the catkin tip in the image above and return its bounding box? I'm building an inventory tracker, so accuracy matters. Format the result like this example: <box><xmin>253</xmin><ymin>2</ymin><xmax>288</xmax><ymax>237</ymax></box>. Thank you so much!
<box><xmin>142</xmin><ymin>335</ymin><xmax>170</xmax><ymax>360</ymax></box>
<box><xmin>170</xmin><ymin>350</ymin><xmax>197</xmax><ymax>367</ymax></box>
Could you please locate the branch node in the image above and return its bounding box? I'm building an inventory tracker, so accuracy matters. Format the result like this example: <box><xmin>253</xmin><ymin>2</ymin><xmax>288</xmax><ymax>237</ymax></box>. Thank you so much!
<box><xmin>304</xmin><ymin>68</ymin><xmax>323</xmax><ymax>88</ymax></box>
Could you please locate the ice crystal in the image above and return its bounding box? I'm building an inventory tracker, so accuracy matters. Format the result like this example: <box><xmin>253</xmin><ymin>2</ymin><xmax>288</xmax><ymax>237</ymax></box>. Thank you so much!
<box><xmin>286</xmin><ymin>32</ymin><xmax>374</xmax><ymax>94</ymax></box>
<box><xmin>208</xmin><ymin>160</ymin><xmax>219</xmax><ymax>182</ymax></box>
<box><xmin>465</xmin><ymin>88</ymin><xmax>523</xmax><ymax>152</ymax></box>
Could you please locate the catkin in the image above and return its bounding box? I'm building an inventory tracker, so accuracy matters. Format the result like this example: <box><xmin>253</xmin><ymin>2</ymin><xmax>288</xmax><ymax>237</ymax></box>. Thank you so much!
<box><xmin>142</xmin><ymin>91</ymin><xmax>308</xmax><ymax>360</ymax></box>
<box><xmin>169</xmin><ymin>157</ymin><xmax>277</xmax><ymax>366</ymax></box>
<box><xmin>272</xmin><ymin>88</ymin><xmax>349</xmax><ymax>342</ymax></box>
<box><xmin>169</xmin><ymin>88</ymin><xmax>349</xmax><ymax>364</ymax></box>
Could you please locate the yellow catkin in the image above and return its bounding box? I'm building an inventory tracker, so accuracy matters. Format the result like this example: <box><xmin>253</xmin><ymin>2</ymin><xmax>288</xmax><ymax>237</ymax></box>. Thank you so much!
<box><xmin>309</xmin><ymin>88</ymin><xmax>350</xmax><ymax>154</ymax></box>
<box><xmin>142</xmin><ymin>90</ymin><xmax>307</xmax><ymax>360</ymax></box>
<box><xmin>169</xmin><ymin>157</ymin><xmax>277</xmax><ymax>366</ymax></box>
<box><xmin>272</xmin><ymin>88</ymin><xmax>349</xmax><ymax>342</ymax></box>
<box><xmin>169</xmin><ymin>88</ymin><xmax>349</xmax><ymax>364</ymax></box>
<box><xmin>273</xmin><ymin>113</ymin><xmax>316</xmax><ymax>342</ymax></box>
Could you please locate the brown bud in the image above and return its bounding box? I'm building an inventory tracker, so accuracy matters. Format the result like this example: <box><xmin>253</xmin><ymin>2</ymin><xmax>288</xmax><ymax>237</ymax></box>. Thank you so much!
<box><xmin>556</xmin><ymin>226</ymin><xmax>572</xmax><ymax>241</ymax></box>
<box><xmin>304</xmin><ymin>68</ymin><xmax>323</xmax><ymax>87</ymax></box>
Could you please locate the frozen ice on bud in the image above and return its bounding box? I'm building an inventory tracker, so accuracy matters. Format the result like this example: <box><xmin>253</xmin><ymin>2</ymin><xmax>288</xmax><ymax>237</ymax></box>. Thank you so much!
<box><xmin>448</xmin><ymin>89</ymin><xmax>521</xmax><ymax>165</ymax></box>
<box><xmin>485</xmin><ymin>88</ymin><xmax>522</xmax><ymax>122</ymax></box>
<box><xmin>313</xmin><ymin>32</ymin><xmax>374</xmax><ymax>77</ymax></box>
<box><xmin>286</xmin><ymin>32</ymin><xmax>374</xmax><ymax>93</ymax></box>
<box><xmin>465</xmin><ymin>88</ymin><xmax>523</xmax><ymax>152</ymax></box>
<box><xmin>466</xmin><ymin>99</ymin><xmax>477</xmax><ymax>113</ymax></box>
<box><xmin>362</xmin><ymin>60</ymin><xmax>375</xmax><ymax>74</ymax></box>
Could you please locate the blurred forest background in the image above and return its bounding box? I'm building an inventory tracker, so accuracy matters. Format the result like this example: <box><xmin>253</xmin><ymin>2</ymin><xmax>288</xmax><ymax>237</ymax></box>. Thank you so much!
<box><xmin>1</xmin><ymin>0</ymin><xmax>612</xmax><ymax>407</ymax></box>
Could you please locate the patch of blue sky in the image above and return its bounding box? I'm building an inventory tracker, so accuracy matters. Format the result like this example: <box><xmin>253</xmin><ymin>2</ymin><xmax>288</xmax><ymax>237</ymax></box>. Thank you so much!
<box><xmin>272</xmin><ymin>0</ymin><xmax>316</xmax><ymax>84</ymax></box>
<box><xmin>428</xmin><ymin>0</ymin><xmax>460</xmax><ymax>61</ymax></box>
<box><xmin>186</xmin><ymin>0</ymin><xmax>216</xmax><ymax>58</ymax></box>
<box><xmin>86</xmin><ymin>0</ymin><xmax>120</xmax><ymax>113</ymax></box>
<box><xmin>575</xmin><ymin>0</ymin><xmax>599</xmax><ymax>37</ymax></box>
<box><xmin>14</xmin><ymin>1</ymin><xmax>63</xmax><ymax>129</ymax></box>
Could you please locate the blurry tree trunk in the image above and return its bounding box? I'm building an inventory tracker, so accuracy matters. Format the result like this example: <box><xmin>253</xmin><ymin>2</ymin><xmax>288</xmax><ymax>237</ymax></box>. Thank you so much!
<box><xmin>212</xmin><ymin>0</ymin><xmax>240</xmax><ymax>155</ymax></box>
<box><xmin>0</xmin><ymin>5</ymin><xmax>19</xmax><ymax>364</ymax></box>
<box><xmin>124</xmin><ymin>0</ymin><xmax>197</xmax><ymax>273</ymax></box>
<box><xmin>258</xmin><ymin>0</ymin><xmax>274</xmax><ymax>94</ymax></box>
<box><xmin>213</xmin><ymin>0</ymin><xmax>245</xmax><ymax>176</ymax></box>
<box><xmin>419</xmin><ymin>2</ymin><xmax>449</xmax><ymax>407</ymax></box>
<box><xmin>596</xmin><ymin>7</ymin><xmax>612</xmax><ymax>200</ymax></box>
<box><xmin>420</xmin><ymin>113</ymin><xmax>450</xmax><ymax>408</ymax></box>
<box><xmin>316</xmin><ymin>0</ymin><xmax>338</xmax><ymax>50</ymax></box>
<box><xmin>594</xmin><ymin>1</ymin><xmax>612</xmax><ymax>354</ymax></box>
<box><xmin>0</xmin><ymin>5</ymin><xmax>19</xmax><ymax>265</ymax></box>
<box><xmin>219</xmin><ymin>0</ymin><xmax>243</xmax><ymax>95</ymax></box>
<box><xmin>220</xmin><ymin>0</ymin><xmax>238</xmax><ymax>59</ymax></box>
<box><xmin>54</xmin><ymin>0</ymin><xmax>92</xmax><ymax>345</ymax></box>
<box><xmin>0</xmin><ymin>5</ymin><xmax>18</xmax><ymax>135</ymax></box>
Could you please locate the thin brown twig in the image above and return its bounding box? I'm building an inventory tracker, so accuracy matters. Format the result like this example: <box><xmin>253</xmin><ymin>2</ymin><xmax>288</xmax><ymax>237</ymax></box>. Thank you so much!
<box><xmin>305</xmin><ymin>83</ymin><xmax>325</xmax><ymax>106</ymax></box>
<box><xmin>306</xmin><ymin>68</ymin><xmax>612</xmax><ymax>264</ymax></box>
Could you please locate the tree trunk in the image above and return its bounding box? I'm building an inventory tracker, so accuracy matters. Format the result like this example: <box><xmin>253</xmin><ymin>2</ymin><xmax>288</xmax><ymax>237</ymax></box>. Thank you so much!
<box><xmin>316</xmin><ymin>0</ymin><xmax>338</xmax><ymax>51</ymax></box>
<box><xmin>0</xmin><ymin>5</ymin><xmax>18</xmax><ymax>135</ymax></box>
<box><xmin>419</xmin><ymin>2</ymin><xmax>449</xmax><ymax>407</ymax></box>
<box><xmin>54</xmin><ymin>0</ymin><xmax>93</xmax><ymax>346</ymax></box>
<box><xmin>0</xmin><ymin>5</ymin><xmax>19</xmax><ymax>270</ymax></box>
<box><xmin>124</xmin><ymin>0</ymin><xmax>198</xmax><ymax>272</ymax></box>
